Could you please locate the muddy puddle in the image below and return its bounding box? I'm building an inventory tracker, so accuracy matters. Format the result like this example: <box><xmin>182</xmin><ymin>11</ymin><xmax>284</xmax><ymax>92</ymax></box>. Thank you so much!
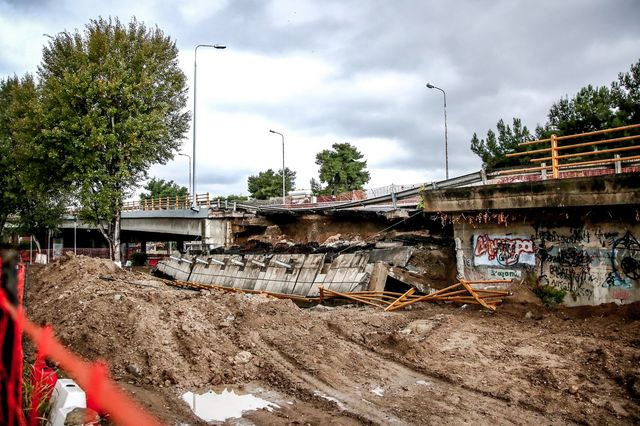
<box><xmin>181</xmin><ymin>386</ymin><xmax>280</xmax><ymax>423</ymax></box>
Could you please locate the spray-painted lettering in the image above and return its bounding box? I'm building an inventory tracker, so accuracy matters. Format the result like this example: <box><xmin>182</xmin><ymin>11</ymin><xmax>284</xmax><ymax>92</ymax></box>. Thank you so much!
<box><xmin>473</xmin><ymin>235</ymin><xmax>535</xmax><ymax>266</ymax></box>
<box><xmin>602</xmin><ymin>231</ymin><xmax>640</xmax><ymax>289</ymax></box>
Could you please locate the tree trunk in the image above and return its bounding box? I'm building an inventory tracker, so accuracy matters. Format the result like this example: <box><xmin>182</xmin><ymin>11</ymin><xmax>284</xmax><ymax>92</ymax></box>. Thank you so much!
<box><xmin>32</xmin><ymin>234</ymin><xmax>41</xmax><ymax>252</ymax></box>
<box><xmin>109</xmin><ymin>211</ymin><xmax>122</xmax><ymax>264</ymax></box>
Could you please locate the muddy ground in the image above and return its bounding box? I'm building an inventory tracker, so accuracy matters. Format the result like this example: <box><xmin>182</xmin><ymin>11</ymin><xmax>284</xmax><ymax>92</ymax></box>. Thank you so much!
<box><xmin>25</xmin><ymin>254</ymin><xmax>640</xmax><ymax>425</ymax></box>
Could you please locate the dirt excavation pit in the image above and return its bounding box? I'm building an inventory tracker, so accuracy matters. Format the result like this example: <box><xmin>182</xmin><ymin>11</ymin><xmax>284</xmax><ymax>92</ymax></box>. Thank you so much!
<box><xmin>25</xmin><ymin>254</ymin><xmax>640</xmax><ymax>424</ymax></box>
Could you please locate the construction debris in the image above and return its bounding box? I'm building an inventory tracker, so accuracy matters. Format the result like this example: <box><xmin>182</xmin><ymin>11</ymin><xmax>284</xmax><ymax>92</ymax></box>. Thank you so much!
<box><xmin>168</xmin><ymin>277</ymin><xmax>512</xmax><ymax>311</ymax></box>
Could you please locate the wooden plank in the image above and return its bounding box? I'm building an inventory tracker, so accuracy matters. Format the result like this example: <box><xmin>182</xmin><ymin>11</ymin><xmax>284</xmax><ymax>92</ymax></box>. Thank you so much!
<box><xmin>385</xmin><ymin>287</ymin><xmax>416</xmax><ymax>312</ymax></box>
<box><xmin>386</xmin><ymin>282</ymin><xmax>463</xmax><ymax>311</ymax></box>
<box><xmin>323</xmin><ymin>288</ymin><xmax>387</xmax><ymax>309</ymax></box>
<box><xmin>461</xmin><ymin>279</ymin><xmax>496</xmax><ymax>311</ymax></box>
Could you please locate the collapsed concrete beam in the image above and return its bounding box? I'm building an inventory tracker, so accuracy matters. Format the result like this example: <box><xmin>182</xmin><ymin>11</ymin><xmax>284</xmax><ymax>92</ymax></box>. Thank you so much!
<box><xmin>386</xmin><ymin>265</ymin><xmax>434</xmax><ymax>293</ymax></box>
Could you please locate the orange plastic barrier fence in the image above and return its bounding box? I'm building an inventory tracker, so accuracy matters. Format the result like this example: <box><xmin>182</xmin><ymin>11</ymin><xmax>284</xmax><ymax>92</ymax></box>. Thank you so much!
<box><xmin>0</xmin><ymin>257</ymin><xmax>161</xmax><ymax>425</ymax></box>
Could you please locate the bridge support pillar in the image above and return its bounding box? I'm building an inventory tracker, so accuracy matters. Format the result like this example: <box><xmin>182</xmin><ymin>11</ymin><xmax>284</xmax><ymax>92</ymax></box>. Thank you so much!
<box><xmin>201</xmin><ymin>218</ymin><xmax>232</xmax><ymax>248</ymax></box>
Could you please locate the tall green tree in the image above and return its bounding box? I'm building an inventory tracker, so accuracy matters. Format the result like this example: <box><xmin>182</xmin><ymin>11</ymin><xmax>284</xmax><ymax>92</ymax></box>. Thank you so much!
<box><xmin>0</xmin><ymin>75</ymin><xmax>67</xmax><ymax>243</ymax></box>
<box><xmin>470</xmin><ymin>118</ymin><xmax>533</xmax><ymax>168</ymax></box>
<box><xmin>315</xmin><ymin>143</ymin><xmax>370</xmax><ymax>194</ymax></box>
<box><xmin>309</xmin><ymin>177</ymin><xmax>322</xmax><ymax>195</ymax></box>
<box><xmin>612</xmin><ymin>59</ymin><xmax>640</xmax><ymax>124</ymax></box>
<box><xmin>140</xmin><ymin>178</ymin><xmax>188</xmax><ymax>201</ymax></box>
<box><xmin>0</xmin><ymin>77</ymin><xmax>22</xmax><ymax>236</ymax></box>
<box><xmin>247</xmin><ymin>168</ymin><xmax>296</xmax><ymax>199</ymax></box>
<box><xmin>37</xmin><ymin>17</ymin><xmax>190</xmax><ymax>261</ymax></box>
<box><xmin>544</xmin><ymin>85</ymin><xmax>616</xmax><ymax>136</ymax></box>
<box><xmin>471</xmin><ymin>58</ymin><xmax>640</xmax><ymax>169</ymax></box>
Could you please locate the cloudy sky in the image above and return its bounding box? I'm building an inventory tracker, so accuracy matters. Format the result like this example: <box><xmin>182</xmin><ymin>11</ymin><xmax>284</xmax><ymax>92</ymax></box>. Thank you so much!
<box><xmin>1</xmin><ymin>0</ymin><xmax>639</xmax><ymax>198</ymax></box>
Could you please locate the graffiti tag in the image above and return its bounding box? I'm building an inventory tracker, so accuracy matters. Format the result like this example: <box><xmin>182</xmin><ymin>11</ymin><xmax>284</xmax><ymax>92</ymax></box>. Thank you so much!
<box><xmin>537</xmin><ymin>243</ymin><xmax>595</xmax><ymax>300</ymax></box>
<box><xmin>535</xmin><ymin>227</ymin><xmax>590</xmax><ymax>245</ymax></box>
<box><xmin>488</xmin><ymin>268</ymin><xmax>522</xmax><ymax>279</ymax></box>
<box><xmin>603</xmin><ymin>231</ymin><xmax>640</xmax><ymax>289</ymax></box>
<box><xmin>473</xmin><ymin>235</ymin><xmax>535</xmax><ymax>266</ymax></box>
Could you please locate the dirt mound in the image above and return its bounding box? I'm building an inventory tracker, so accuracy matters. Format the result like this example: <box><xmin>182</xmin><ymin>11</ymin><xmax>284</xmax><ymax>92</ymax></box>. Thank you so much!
<box><xmin>25</xmin><ymin>254</ymin><xmax>640</xmax><ymax>425</ymax></box>
<box><xmin>27</xmin><ymin>254</ymin><xmax>300</xmax><ymax>388</ymax></box>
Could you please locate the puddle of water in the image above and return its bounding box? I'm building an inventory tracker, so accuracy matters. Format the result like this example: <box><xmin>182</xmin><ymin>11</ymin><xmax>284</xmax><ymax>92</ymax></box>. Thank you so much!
<box><xmin>370</xmin><ymin>386</ymin><xmax>384</xmax><ymax>396</ymax></box>
<box><xmin>314</xmin><ymin>391</ymin><xmax>347</xmax><ymax>410</ymax></box>
<box><xmin>182</xmin><ymin>388</ymin><xmax>279</xmax><ymax>422</ymax></box>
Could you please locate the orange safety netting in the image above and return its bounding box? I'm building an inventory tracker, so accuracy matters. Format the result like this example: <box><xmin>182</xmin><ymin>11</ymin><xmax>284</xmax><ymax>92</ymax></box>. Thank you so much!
<box><xmin>0</xmin><ymin>258</ymin><xmax>161</xmax><ymax>425</ymax></box>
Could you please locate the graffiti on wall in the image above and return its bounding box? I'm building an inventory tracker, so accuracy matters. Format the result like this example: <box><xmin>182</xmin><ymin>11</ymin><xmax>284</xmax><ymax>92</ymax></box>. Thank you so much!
<box><xmin>467</xmin><ymin>226</ymin><xmax>639</xmax><ymax>304</ymax></box>
<box><xmin>537</xmin><ymin>243</ymin><xmax>595</xmax><ymax>299</ymax></box>
<box><xmin>535</xmin><ymin>227</ymin><xmax>590</xmax><ymax>245</ymax></box>
<box><xmin>473</xmin><ymin>235</ymin><xmax>535</xmax><ymax>266</ymax></box>
<box><xmin>488</xmin><ymin>268</ymin><xmax>522</xmax><ymax>279</ymax></box>
<box><xmin>602</xmin><ymin>231</ymin><xmax>640</xmax><ymax>289</ymax></box>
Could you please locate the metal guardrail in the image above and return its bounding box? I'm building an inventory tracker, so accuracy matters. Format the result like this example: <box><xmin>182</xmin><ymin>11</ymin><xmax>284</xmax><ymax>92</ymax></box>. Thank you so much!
<box><xmin>237</xmin><ymin>171</ymin><xmax>485</xmax><ymax>214</ymax></box>
<box><xmin>500</xmin><ymin>123</ymin><xmax>640</xmax><ymax>178</ymax></box>
<box><xmin>122</xmin><ymin>172</ymin><xmax>485</xmax><ymax>214</ymax></box>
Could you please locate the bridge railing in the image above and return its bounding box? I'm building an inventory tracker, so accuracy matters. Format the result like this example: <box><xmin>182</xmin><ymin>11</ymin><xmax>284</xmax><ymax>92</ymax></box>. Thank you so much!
<box><xmin>123</xmin><ymin>195</ymin><xmax>192</xmax><ymax>211</ymax></box>
<box><xmin>123</xmin><ymin>182</ymin><xmax>427</xmax><ymax>212</ymax></box>
<box><xmin>498</xmin><ymin>123</ymin><xmax>640</xmax><ymax>178</ymax></box>
<box><xmin>123</xmin><ymin>193</ymin><xmax>247</xmax><ymax>211</ymax></box>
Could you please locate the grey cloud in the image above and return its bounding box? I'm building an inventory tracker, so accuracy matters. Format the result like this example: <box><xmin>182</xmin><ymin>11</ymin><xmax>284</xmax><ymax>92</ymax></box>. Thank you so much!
<box><xmin>199</xmin><ymin>0</ymin><xmax>639</xmax><ymax>171</ymax></box>
<box><xmin>196</xmin><ymin>169</ymin><xmax>252</xmax><ymax>186</ymax></box>
<box><xmin>1</xmin><ymin>0</ymin><xmax>639</xmax><ymax>188</ymax></box>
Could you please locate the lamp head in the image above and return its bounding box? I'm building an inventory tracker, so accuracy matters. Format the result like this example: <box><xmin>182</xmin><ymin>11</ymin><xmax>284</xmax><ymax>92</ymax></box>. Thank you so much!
<box><xmin>426</xmin><ymin>83</ymin><xmax>435</xmax><ymax>89</ymax></box>
<box><xmin>269</xmin><ymin>129</ymin><xmax>276</xmax><ymax>133</ymax></box>
<box><xmin>214</xmin><ymin>44</ymin><xmax>226</xmax><ymax>49</ymax></box>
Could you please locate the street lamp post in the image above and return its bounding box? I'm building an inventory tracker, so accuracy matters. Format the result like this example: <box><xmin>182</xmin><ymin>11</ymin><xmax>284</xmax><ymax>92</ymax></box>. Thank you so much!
<box><xmin>269</xmin><ymin>130</ymin><xmax>286</xmax><ymax>204</ymax></box>
<box><xmin>426</xmin><ymin>82</ymin><xmax>449</xmax><ymax>180</ymax></box>
<box><xmin>192</xmin><ymin>43</ymin><xmax>226</xmax><ymax>209</ymax></box>
<box><xmin>177</xmin><ymin>153</ymin><xmax>192</xmax><ymax>197</ymax></box>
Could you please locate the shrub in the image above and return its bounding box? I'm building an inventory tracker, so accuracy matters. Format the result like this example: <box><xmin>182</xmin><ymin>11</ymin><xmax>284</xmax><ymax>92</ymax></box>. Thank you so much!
<box><xmin>130</xmin><ymin>251</ymin><xmax>148</xmax><ymax>266</ymax></box>
<box><xmin>533</xmin><ymin>285</ymin><xmax>567</xmax><ymax>307</ymax></box>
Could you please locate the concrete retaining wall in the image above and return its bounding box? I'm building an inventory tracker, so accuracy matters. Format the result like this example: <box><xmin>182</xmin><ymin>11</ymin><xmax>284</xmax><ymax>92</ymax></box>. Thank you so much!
<box><xmin>454</xmin><ymin>220</ymin><xmax>640</xmax><ymax>306</ymax></box>
<box><xmin>156</xmin><ymin>257</ymin><xmax>193</xmax><ymax>281</ymax></box>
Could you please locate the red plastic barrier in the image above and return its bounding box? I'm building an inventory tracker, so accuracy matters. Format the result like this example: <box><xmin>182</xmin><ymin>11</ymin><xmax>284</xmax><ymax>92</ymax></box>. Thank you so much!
<box><xmin>0</xmin><ymin>262</ymin><xmax>161</xmax><ymax>426</ymax></box>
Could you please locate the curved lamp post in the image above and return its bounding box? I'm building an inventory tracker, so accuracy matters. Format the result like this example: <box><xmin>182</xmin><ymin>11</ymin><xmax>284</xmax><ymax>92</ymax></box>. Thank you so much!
<box><xmin>192</xmin><ymin>43</ymin><xmax>226</xmax><ymax>208</ymax></box>
<box><xmin>426</xmin><ymin>82</ymin><xmax>449</xmax><ymax>180</ymax></box>
<box><xmin>269</xmin><ymin>129</ymin><xmax>286</xmax><ymax>204</ymax></box>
